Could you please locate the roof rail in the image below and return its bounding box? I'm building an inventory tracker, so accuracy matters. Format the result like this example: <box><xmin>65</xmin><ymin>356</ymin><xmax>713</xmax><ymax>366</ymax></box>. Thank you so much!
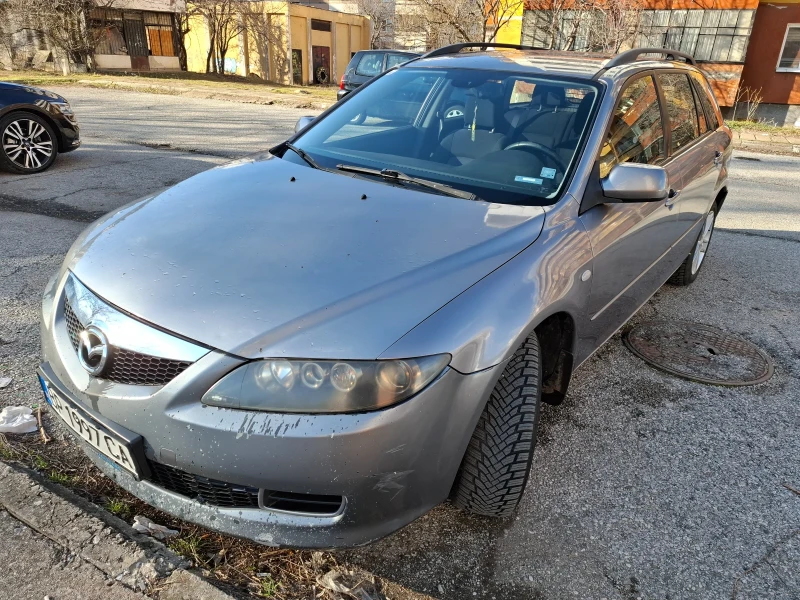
<box><xmin>421</xmin><ymin>43</ymin><xmax>541</xmax><ymax>59</ymax></box>
<box><xmin>600</xmin><ymin>48</ymin><xmax>697</xmax><ymax>72</ymax></box>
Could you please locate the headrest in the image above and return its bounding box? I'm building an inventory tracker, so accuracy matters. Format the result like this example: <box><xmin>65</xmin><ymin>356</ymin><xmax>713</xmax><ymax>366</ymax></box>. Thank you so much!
<box><xmin>465</xmin><ymin>96</ymin><xmax>496</xmax><ymax>130</ymax></box>
<box><xmin>532</xmin><ymin>85</ymin><xmax>566</xmax><ymax>108</ymax></box>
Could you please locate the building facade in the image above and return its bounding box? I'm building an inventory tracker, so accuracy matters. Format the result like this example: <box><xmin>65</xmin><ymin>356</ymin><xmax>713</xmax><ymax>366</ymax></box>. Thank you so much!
<box><xmin>739</xmin><ymin>0</ymin><xmax>800</xmax><ymax>126</ymax></box>
<box><xmin>184</xmin><ymin>1</ymin><xmax>370</xmax><ymax>85</ymax></box>
<box><xmin>90</xmin><ymin>0</ymin><xmax>185</xmax><ymax>71</ymax></box>
<box><xmin>510</xmin><ymin>0</ymin><xmax>800</xmax><ymax>125</ymax></box>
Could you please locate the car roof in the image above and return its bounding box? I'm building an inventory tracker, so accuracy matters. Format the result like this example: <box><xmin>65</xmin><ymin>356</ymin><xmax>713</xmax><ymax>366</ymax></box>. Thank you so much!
<box><xmin>406</xmin><ymin>46</ymin><xmax>699</xmax><ymax>81</ymax></box>
<box><xmin>358</xmin><ymin>49</ymin><xmax>419</xmax><ymax>56</ymax></box>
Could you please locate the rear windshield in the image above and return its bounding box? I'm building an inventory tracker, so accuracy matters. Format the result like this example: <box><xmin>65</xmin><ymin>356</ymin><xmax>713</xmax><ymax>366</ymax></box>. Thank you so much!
<box><xmin>291</xmin><ymin>68</ymin><xmax>601</xmax><ymax>206</ymax></box>
<box><xmin>355</xmin><ymin>52</ymin><xmax>385</xmax><ymax>77</ymax></box>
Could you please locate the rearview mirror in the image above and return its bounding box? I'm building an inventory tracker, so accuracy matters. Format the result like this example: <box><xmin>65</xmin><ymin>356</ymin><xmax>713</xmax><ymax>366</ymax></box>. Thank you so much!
<box><xmin>601</xmin><ymin>163</ymin><xmax>669</xmax><ymax>202</ymax></box>
<box><xmin>294</xmin><ymin>116</ymin><xmax>315</xmax><ymax>133</ymax></box>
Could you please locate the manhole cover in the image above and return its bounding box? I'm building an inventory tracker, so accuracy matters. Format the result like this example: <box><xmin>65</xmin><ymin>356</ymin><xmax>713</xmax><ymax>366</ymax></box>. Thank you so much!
<box><xmin>623</xmin><ymin>321</ymin><xmax>773</xmax><ymax>386</ymax></box>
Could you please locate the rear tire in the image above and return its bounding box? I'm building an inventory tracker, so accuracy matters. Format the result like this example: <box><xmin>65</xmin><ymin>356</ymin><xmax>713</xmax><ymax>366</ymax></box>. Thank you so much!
<box><xmin>451</xmin><ymin>336</ymin><xmax>541</xmax><ymax>517</ymax></box>
<box><xmin>668</xmin><ymin>201</ymin><xmax>717</xmax><ymax>287</ymax></box>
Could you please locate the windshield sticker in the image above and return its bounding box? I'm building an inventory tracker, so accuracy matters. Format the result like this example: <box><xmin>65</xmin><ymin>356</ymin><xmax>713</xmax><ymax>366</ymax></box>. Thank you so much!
<box><xmin>540</xmin><ymin>167</ymin><xmax>557</xmax><ymax>179</ymax></box>
<box><xmin>515</xmin><ymin>176</ymin><xmax>543</xmax><ymax>185</ymax></box>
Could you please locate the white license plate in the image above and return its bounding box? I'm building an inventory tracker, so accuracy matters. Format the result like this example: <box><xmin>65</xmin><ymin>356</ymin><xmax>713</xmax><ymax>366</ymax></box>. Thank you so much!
<box><xmin>40</xmin><ymin>377</ymin><xmax>140</xmax><ymax>478</ymax></box>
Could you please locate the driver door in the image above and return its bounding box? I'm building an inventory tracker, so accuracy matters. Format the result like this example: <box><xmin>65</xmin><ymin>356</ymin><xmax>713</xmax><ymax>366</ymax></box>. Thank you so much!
<box><xmin>578</xmin><ymin>74</ymin><xmax>681</xmax><ymax>353</ymax></box>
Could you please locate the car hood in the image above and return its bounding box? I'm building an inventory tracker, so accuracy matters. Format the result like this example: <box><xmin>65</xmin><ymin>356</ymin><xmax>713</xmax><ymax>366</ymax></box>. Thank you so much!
<box><xmin>68</xmin><ymin>155</ymin><xmax>545</xmax><ymax>360</ymax></box>
<box><xmin>0</xmin><ymin>81</ymin><xmax>66</xmax><ymax>102</ymax></box>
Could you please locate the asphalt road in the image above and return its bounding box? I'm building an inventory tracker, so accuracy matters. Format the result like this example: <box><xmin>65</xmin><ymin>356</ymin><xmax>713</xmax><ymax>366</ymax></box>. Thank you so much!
<box><xmin>1</xmin><ymin>87</ymin><xmax>798</xmax><ymax>600</ymax></box>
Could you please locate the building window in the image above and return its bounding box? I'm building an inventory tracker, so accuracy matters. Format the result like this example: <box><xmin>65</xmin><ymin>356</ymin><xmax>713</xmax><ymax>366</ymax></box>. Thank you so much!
<box><xmin>90</xmin><ymin>8</ymin><xmax>127</xmax><ymax>55</ymax></box>
<box><xmin>636</xmin><ymin>10</ymin><xmax>755</xmax><ymax>63</ymax></box>
<box><xmin>778</xmin><ymin>24</ymin><xmax>800</xmax><ymax>72</ymax></box>
<box><xmin>311</xmin><ymin>19</ymin><xmax>332</xmax><ymax>32</ymax></box>
<box><xmin>90</xmin><ymin>9</ymin><xmax>176</xmax><ymax>57</ymax></box>
<box><xmin>143</xmin><ymin>12</ymin><xmax>176</xmax><ymax>57</ymax></box>
<box><xmin>521</xmin><ymin>9</ymin><xmax>755</xmax><ymax>63</ymax></box>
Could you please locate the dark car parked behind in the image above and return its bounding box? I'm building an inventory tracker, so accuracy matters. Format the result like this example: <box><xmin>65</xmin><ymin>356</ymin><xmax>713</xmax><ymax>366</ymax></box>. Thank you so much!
<box><xmin>0</xmin><ymin>82</ymin><xmax>80</xmax><ymax>174</ymax></box>
<box><xmin>337</xmin><ymin>49</ymin><xmax>420</xmax><ymax>101</ymax></box>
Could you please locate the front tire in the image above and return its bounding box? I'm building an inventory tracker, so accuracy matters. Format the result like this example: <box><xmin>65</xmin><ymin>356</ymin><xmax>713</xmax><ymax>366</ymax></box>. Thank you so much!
<box><xmin>0</xmin><ymin>112</ymin><xmax>58</xmax><ymax>174</ymax></box>
<box><xmin>669</xmin><ymin>202</ymin><xmax>717</xmax><ymax>286</ymax></box>
<box><xmin>451</xmin><ymin>336</ymin><xmax>541</xmax><ymax>517</ymax></box>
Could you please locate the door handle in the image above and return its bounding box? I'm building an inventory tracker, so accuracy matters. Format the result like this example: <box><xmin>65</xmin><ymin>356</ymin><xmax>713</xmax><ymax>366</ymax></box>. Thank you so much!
<box><xmin>665</xmin><ymin>188</ymin><xmax>680</xmax><ymax>207</ymax></box>
<box><xmin>713</xmin><ymin>150</ymin><xmax>722</xmax><ymax>166</ymax></box>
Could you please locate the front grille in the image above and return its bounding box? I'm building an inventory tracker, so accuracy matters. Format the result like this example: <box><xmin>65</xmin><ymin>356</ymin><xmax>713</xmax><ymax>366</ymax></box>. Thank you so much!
<box><xmin>64</xmin><ymin>298</ymin><xmax>191</xmax><ymax>386</ymax></box>
<box><xmin>146</xmin><ymin>461</ymin><xmax>345</xmax><ymax>515</ymax></box>
<box><xmin>105</xmin><ymin>349</ymin><xmax>191</xmax><ymax>386</ymax></box>
<box><xmin>147</xmin><ymin>460</ymin><xmax>260</xmax><ymax>508</ymax></box>
<box><xmin>64</xmin><ymin>300</ymin><xmax>82</xmax><ymax>350</ymax></box>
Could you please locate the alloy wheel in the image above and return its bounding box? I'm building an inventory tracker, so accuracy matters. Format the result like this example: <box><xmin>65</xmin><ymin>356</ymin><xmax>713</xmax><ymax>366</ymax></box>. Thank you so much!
<box><xmin>691</xmin><ymin>210</ymin><xmax>715</xmax><ymax>275</ymax></box>
<box><xmin>2</xmin><ymin>118</ymin><xmax>54</xmax><ymax>171</ymax></box>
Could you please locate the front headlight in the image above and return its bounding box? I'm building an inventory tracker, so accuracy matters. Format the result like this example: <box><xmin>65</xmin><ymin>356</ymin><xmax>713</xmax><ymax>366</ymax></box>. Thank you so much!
<box><xmin>202</xmin><ymin>355</ymin><xmax>450</xmax><ymax>413</ymax></box>
<box><xmin>54</xmin><ymin>102</ymin><xmax>74</xmax><ymax>116</ymax></box>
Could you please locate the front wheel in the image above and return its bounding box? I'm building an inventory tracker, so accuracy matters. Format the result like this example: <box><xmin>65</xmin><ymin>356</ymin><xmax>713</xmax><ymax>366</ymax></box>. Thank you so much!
<box><xmin>669</xmin><ymin>201</ymin><xmax>717</xmax><ymax>286</ymax></box>
<box><xmin>0</xmin><ymin>112</ymin><xmax>58</xmax><ymax>174</ymax></box>
<box><xmin>451</xmin><ymin>336</ymin><xmax>541</xmax><ymax>517</ymax></box>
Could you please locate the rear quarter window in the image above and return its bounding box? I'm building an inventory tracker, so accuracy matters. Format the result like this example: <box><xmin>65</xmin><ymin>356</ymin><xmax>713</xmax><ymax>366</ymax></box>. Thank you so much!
<box><xmin>690</xmin><ymin>72</ymin><xmax>720</xmax><ymax>130</ymax></box>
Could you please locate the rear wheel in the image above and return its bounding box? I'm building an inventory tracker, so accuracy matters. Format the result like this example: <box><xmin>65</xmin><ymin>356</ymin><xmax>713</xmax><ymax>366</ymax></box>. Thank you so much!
<box><xmin>669</xmin><ymin>202</ymin><xmax>717</xmax><ymax>286</ymax></box>
<box><xmin>451</xmin><ymin>336</ymin><xmax>541</xmax><ymax>517</ymax></box>
<box><xmin>0</xmin><ymin>112</ymin><xmax>58</xmax><ymax>174</ymax></box>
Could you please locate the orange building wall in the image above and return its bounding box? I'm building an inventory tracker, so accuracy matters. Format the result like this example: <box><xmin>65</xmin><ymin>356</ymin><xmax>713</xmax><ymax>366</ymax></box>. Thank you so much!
<box><xmin>740</xmin><ymin>3</ymin><xmax>800</xmax><ymax>105</ymax></box>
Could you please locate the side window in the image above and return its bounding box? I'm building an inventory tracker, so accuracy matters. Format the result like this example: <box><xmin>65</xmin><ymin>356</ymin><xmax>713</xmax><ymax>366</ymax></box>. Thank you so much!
<box><xmin>355</xmin><ymin>52</ymin><xmax>385</xmax><ymax>77</ymax></box>
<box><xmin>690</xmin><ymin>72</ymin><xmax>720</xmax><ymax>130</ymax></box>
<box><xmin>386</xmin><ymin>54</ymin><xmax>410</xmax><ymax>69</ymax></box>
<box><xmin>599</xmin><ymin>75</ymin><xmax>665</xmax><ymax>178</ymax></box>
<box><xmin>510</xmin><ymin>80</ymin><xmax>535</xmax><ymax>105</ymax></box>
<box><xmin>657</xmin><ymin>73</ymin><xmax>701</xmax><ymax>153</ymax></box>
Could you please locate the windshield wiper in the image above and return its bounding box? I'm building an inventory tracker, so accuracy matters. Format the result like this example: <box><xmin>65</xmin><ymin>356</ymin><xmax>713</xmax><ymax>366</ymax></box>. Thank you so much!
<box><xmin>336</xmin><ymin>164</ymin><xmax>480</xmax><ymax>201</ymax></box>
<box><xmin>283</xmin><ymin>142</ymin><xmax>324</xmax><ymax>170</ymax></box>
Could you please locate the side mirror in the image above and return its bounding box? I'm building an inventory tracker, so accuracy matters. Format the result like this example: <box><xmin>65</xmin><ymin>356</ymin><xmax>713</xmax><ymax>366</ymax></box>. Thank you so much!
<box><xmin>600</xmin><ymin>163</ymin><xmax>669</xmax><ymax>202</ymax></box>
<box><xmin>294</xmin><ymin>116</ymin><xmax>315</xmax><ymax>133</ymax></box>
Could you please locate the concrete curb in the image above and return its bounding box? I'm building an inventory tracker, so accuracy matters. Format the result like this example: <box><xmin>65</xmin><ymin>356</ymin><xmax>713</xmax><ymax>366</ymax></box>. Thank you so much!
<box><xmin>0</xmin><ymin>461</ymin><xmax>234</xmax><ymax>600</ymax></box>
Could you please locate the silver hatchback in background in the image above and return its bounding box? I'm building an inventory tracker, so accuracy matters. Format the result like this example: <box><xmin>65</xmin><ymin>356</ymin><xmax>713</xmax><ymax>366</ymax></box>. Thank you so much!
<box><xmin>39</xmin><ymin>44</ymin><xmax>731</xmax><ymax>548</ymax></box>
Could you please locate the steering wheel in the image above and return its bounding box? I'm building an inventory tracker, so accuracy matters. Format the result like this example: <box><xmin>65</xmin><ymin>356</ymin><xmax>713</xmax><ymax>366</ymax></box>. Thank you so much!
<box><xmin>504</xmin><ymin>141</ymin><xmax>567</xmax><ymax>174</ymax></box>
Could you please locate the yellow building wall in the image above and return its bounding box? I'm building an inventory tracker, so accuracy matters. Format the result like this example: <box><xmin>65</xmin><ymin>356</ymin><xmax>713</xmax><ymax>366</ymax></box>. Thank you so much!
<box><xmin>183</xmin><ymin>0</ymin><xmax>369</xmax><ymax>85</ymax></box>
<box><xmin>185</xmin><ymin>12</ymin><xmax>211</xmax><ymax>73</ymax></box>
<box><xmin>494</xmin><ymin>0</ymin><xmax>524</xmax><ymax>45</ymax></box>
<box><xmin>290</xmin><ymin>15</ymin><xmax>309</xmax><ymax>83</ymax></box>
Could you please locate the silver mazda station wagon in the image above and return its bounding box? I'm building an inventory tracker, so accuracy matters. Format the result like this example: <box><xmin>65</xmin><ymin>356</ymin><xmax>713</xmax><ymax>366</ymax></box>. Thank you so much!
<box><xmin>38</xmin><ymin>44</ymin><xmax>731</xmax><ymax>548</ymax></box>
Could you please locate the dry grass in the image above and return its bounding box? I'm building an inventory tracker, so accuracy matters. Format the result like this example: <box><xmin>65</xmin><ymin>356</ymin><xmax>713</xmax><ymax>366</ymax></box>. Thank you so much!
<box><xmin>0</xmin><ymin>421</ymin><xmax>374</xmax><ymax>600</ymax></box>
<box><xmin>2</xmin><ymin>70</ymin><xmax>338</xmax><ymax>105</ymax></box>
<box><xmin>727</xmin><ymin>120</ymin><xmax>793</xmax><ymax>134</ymax></box>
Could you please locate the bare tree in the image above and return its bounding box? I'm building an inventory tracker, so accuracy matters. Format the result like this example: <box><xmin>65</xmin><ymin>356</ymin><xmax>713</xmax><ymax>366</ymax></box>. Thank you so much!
<box><xmin>523</xmin><ymin>0</ymin><xmax>644</xmax><ymax>53</ymax></box>
<box><xmin>174</xmin><ymin>4</ymin><xmax>202</xmax><ymax>72</ymax></box>
<box><xmin>357</xmin><ymin>0</ymin><xmax>395</xmax><ymax>48</ymax></box>
<box><xmin>401</xmin><ymin>0</ymin><xmax>524</xmax><ymax>48</ymax></box>
<box><xmin>2</xmin><ymin>0</ymin><xmax>115</xmax><ymax>74</ymax></box>
<box><xmin>241</xmin><ymin>8</ymin><xmax>289</xmax><ymax>82</ymax></box>
<box><xmin>193</xmin><ymin>0</ymin><xmax>246</xmax><ymax>74</ymax></box>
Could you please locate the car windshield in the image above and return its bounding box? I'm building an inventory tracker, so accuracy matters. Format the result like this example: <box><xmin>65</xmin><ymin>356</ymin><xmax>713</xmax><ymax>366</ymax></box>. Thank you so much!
<box><xmin>289</xmin><ymin>67</ymin><xmax>601</xmax><ymax>205</ymax></box>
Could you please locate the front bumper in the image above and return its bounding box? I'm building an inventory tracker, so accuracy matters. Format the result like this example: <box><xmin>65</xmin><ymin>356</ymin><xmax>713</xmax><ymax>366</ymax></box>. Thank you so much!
<box><xmin>40</xmin><ymin>272</ymin><xmax>501</xmax><ymax>548</ymax></box>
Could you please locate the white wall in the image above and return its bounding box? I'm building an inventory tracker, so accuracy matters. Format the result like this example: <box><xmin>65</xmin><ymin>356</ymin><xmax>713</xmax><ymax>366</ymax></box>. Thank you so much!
<box><xmin>94</xmin><ymin>54</ymin><xmax>133</xmax><ymax>70</ymax></box>
<box><xmin>148</xmin><ymin>56</ymin><xmax>181</xmax><ymax>70</ymax></box>
<box><xmin>111</xmin><ymin>0</ymin><xmax>187</xmax><ymax>11</ymax></box>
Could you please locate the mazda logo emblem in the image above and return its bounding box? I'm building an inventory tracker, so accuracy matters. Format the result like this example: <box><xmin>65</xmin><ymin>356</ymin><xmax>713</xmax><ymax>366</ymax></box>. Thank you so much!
<box><xmin>78</xmin><ymin>326</ymin><xmax>109</xmax><ymax>377</ymax></box>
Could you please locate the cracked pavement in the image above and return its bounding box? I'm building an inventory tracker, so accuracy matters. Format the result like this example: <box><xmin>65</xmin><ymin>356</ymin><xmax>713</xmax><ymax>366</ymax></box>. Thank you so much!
<box><xmin>0</xmin><ymin>87</ymin><xmax>798</xmax><ymax>600</ymax></box>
